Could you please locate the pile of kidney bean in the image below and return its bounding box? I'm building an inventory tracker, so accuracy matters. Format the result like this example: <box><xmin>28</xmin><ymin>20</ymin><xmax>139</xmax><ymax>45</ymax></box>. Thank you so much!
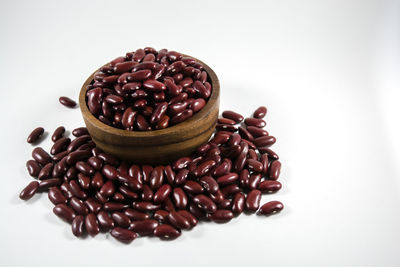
<box><xmin>21</xmin><ymin>106</ymin><xmax>283</xmax><ymax>243</ymax></box>
<box><xmin>85</xmin><ymin>48</ymin><xmax>212</xmax><ymax>131</ymax></box>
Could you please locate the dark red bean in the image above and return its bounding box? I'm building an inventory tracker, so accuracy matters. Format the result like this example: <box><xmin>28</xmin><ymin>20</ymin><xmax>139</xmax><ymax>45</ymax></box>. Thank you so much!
<box><xmin>210</xmin><ymin>210</ymin><xmax>234</xmax><ymax>223</ymax></box>
<box><xmin>177</xmin><ymin>210</ymin><xmax>198</xmax><ymax>227</ymax></box>
<box><xmin>102</xmin><ymin>164</ymin><xmax>118</xmax><ymax>180</ymax></box>
<box><xmin>59</xmin><ymin>182</ymin><xmax>74</xmax><ymax>199</ymax></box>
<box><xmin>72</xmin><ymin>215</ymin><xmax>85</xmax><ymax>237</ymax></box>
<box><xmin>258</xmin><ymin>147</ymin><xmax>279</xmax><ymax>160</ymax></box>
<box><xmin>51</xmin><ymin>126</ymin><xmax>65</xmax><ymax>142</ymax></box>
<box><xmin>246</xmin><ymin>189</ymin><xmax>262</xmax><ymax>212</ymax></box>
<box><xmin>129</xmin><ymin>219</ymin><xmax>159</xmax><ymax>235</ymax></box>
<box><xmin>27</xmin><ymin>127</ymin><xmax>44</xmax><ymax>143</ymax></box>
<box><xmin>52</xmin><ymin>151</ymin><xmax>68</xmax><ymax>162</ymax></box>
<box><xmin>26</xmin><ymin>160</ymin><xmax>41</xmax><ymax>177</ymax></box>
<box><xmin>135</xmin><ymin>114</ymin><xmax>150</xmax><ymax>131</ymax></box>
<box><xmin>150</xmin><ymin>102</ymin><xmax>168</xmax><ymax>125</ymax></box>
<box><xmin>168</xmin><ymin>211</ymin><xmax>191</xmax><ymax>230</ymax></box>
<box><xmin>153</xmin><ymin>184</ymin><xmax>172</xmax><ymax>204</ymax></box>
<box><xmin>111</xmin><ymin>227</ymin><xmax>137</xmax><ymax>243</ymax></box>
<box><xmin>154</xmin><ymin>224</ymin><xmax>180</xmax><ymax>240</ymax></box>
<box><xmin>59</xmin><ymin>96</ymin><xmax>77</xmax><ymax>108</ymax></box>
<box><xmin>163</xmin><ymin>165</ymin><xmax>175</xmax><ymax>185</ymax></box>
<box><xmin>99</xmin><ymin>180</ymin><xmax>115</xmax><ymax>197</ymax></box>
<box><xmin>85</xmin><ymin>198</ymin><xmax>102</xmax><ymax>214</ymax></box>
<box><xmin>221</xmin><ymin>184</ymin><xmax>241</xmax><ymax>198</ymax></box>
<box><xmin>248</xmin><ymin>173</ymin><xmax>262</xmax><ymax>189</ymax></box>
<box><xmin>98</xmin><ymin>153</ymin><xmax>119</xmax><ymax>166</ymax></box>
<box><xmin>170</xmin><ymin>109</ymin><xmax>193</xmax><ymax>124</ymax></box>
<box><xmin>103</xmin><ymin>202</ymin><xmax>130</xmax><ymax>211</ymax></box>
<box><xmin>232</xmin><ymin>192</ymin><xmax>245</xmax><ymax>214</ymax></box>
<box><xmin>19</xmin><ymin>181</ymin><xmax>39</xmax><ymax>200</ymax></box>
<box><xmin>50</xmin><ymin>137</ymin><xmax>70</xmax><ymax>155</ymax></box>
<box><xmin>191</xmin><ymin>98</ymin><xmax>206</xmax><ymax>113</ymax></box>
<box><xmin>133</xmin><ymin>62</ymin><xmax>157</xmax><ymax>72</ymax></box>
<box><xmin>113</xmin><ymin>61</ymin><xmax>137</xmax><ymax>74</ymax></box>
<box><xmin>216</xmin><ymin>173</ymin><xmax>239</xmax><ymax>186</ymax></box>
<box><xmin>48</xmin><ymin>187</ymin><xmax>67</xmax><ymax>204</ymax></box>
<box><xmin>37</xmin><ymin>163</ymin><xmax>53</xmax><ymax>180</ymax></box>
<box><xmin>193</xmin><ymin>160</ymin><xmax>216</xmax><ymax>178</ymax></box>
<box><xmin>76</xmin><ymin>161</ymin><xmax>94</xmax><ymax>176</ymax></box>
<box><xmin>244</xmin><ymin>118</ymin><xmax>266</xmax><ymax>128</ymax></box>
<box><xmin>87</xmin><ymin>88</ymin><xmax>102</xmax><ymax>115</ymax></box>
<box><xmin>173</xmin><ymin>157</ymin><xmax>192</xmax><ymax>170</ymax></box>
<box><xmin>67</xmin><ymin>135</ymin><xmax>91</xmax><ymax>153</ymax></box>
<box><xmin>247</xmin><ymin>126</ymin><xmax>268</xmax><ymax>138</ymax></box>
<box><xmin>38</xmin><ymin>178</ymin><xmax>62</xmax><ymax>190</ymax></box>
<box><xmin>85</xmin><ymin>213</ymin><xmax>100</xmax><ymax>236</ymax></box>
<box><xmin>238</xmin><ymin>126</ymin><xmax>254</xmax><ymax>141</ymax></box>
<box><xmin>172</xmin><ymin>188</ymin><xmax>188</xmax><ymax>209</ymax></box>
<box><xmin>124</xmin><ymin>209</ymin><xmax>150</xmax><ymax>221</ymax></box>
<box><xmin>254</xmin><ymin>136</ymin><xmax>276</xmax><ymax>147</ymax></box>
<box><xmin>246</xmin><ymin>159</ymin><xmax>263</xmax><ymax>173</ymax></box>
<box><xmin>193</xmin><ymin>195</ymin><xmax>217</xmax><ymax>213</ymax></box>
<box><xmin>53</xmin><ymin>204</ymin><xmax>76</xmax><ymax>223</ymax></box>
<box><xmin>222</xmin><ymin>110</ymin><xmax>243</xmax><ymax>123</ymax></box>
<box><xmin>134</xmin><ymin>202</ymin><xmax>160</xmax><ymax>212</ymax></box>
<box><xmin>143</xmin><ymin>79</ymin><xmax>166</xmax><ymax>91</ymax></box>
<box><xmin>150</xmin><ymin>166</ymin><xmax>164</xmax><ymax>190</ymax></box>
<box><xmin>182</xmin><ymin>180</ymin><xmax>203</xmax><ymax>194</ymax></box>
<box><xmin>112</xmin><ymin>211</ymin><xmax>131</xmax><ymax>228</ymax></box>
<box><xmin>258</xmin><ymin>180</ymin><xmax>282</xmax><ymax>193</ymax></box>
<box><xmin>32</xmin><ymin>147</ymin><xmax>52</xmax><ymax>165</ymax></box>
<box><xmin>69</xmin><ymin>180</ymin><xmax>87</xmax><ymax>199</ymax></box>
<box><xmin>268</xmin><ymin>160</ymin><xmax>281</xmax><ymax>180</ymax></box>
<box><xmin>199</xmin><ymin>176</ymin><xmax>219</xmax><ymax>194</ymax></box>
<box><xmin>70</xmin><ymin>197</ymin><xmax>89</xmax><ymax>215</ymax></box>
<box><xmin>253</xmin><ymin>106</ymin><xmax>267</xmax><ymax>118</ymax></box>
<box><xmin>257</xmin><ymin>201</ymin><xmax>284</xmax><ymax>216</ymax></box>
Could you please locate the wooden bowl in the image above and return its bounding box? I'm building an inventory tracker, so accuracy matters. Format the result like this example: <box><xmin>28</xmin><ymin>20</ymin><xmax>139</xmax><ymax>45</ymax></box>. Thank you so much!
<box><xmin>79</xmin><ymin>56</ymin><xmax>220</xmax><ymax>165</ymax></box>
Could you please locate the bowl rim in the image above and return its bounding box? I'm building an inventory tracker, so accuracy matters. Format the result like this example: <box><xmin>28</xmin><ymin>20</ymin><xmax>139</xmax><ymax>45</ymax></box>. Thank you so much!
<box><xmin>79</xmin><ymin>53</ymin><xmax>220</xmax><ymax>139</ymax></box>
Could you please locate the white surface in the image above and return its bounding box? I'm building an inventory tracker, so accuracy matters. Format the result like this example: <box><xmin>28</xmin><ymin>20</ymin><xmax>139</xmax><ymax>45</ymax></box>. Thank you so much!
<box><xmin>1</xmin><ymin>0</ymin><xmax>399</xmax><ymax>266</ymax></box>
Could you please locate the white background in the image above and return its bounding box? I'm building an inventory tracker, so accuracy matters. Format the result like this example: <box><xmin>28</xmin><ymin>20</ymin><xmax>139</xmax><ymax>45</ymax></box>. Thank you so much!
<box><xmin>1</xmin><ymin>0</ymin><xmax>399</xmax><ymax>266</ymax></box>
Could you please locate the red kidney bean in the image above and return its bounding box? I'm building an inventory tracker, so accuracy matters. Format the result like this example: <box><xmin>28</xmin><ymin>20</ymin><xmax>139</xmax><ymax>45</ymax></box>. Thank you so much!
<box><xmin>85</xmin><ymin>213</ymin><xmax>100</xmax><ymax>236</ymax></box>
<box><xmin>67</xmin><ymin>135</ymin><xmax>91</xmax><ymax>153</ymax></box>
<box><xmin>238</xmin><ymin>126</ymin><xmax>254</xmax><ymax>141</ymax></box>
<box><xmin>170</xmin><ymin>109</ymin><xmax>193</xmax><ymax>125</ymax></box>
<box><xmin>39</xmin><ymin>178</ymin><xmax>62</xmax><ymax>190</ymax></box>
<box><xmin>168</xmin><ymin>211</ymin><xmax>191</xmax><ymax>230</ymax></box>
<box><xmin>48</xmin><ymin>187</ymin><xmax>67</xmax><ymax>204</ymax></box>
<box><xmin>71</xmin><ymin>215</ymin><xmax>85</xmax><ymax>237</ymax></box>
<box><xmin>193</xmin><ymin>160</ymin><xmax>216</xmax><ymax>178</ymax></box>
<box><xmin>154</xmin><ymin>224</ymin><xmax>181</xmax><ymax>240</ymax></box>
<box><xmin>84</xmin><ymin>198</ymin><xmax>102</xmax><ymax>214</ymax></box>
<box><xmin>248</xmin><ymin>173</ymin><xmax>262</xmax><ymax>189</ymax></box>
<box><xmin>111</xmin><ymin>227</ymin><xmax>137</xmax><ymax>243</ymax></box>
<box><xmin>26</xmin><ymin>160</ymin><xmax>41</xmax><ymax>177</ymax></box>
<box><xmin>52</xmin><ymin>151</ymin><xmax>68</xmax><ymax>162</ymax></box>
<box><xmin>182</xmin><ymin>180</ymin><xmax>203</xmax><ymax>194</ymax></box>
<box><xmin>124</xmin><ymin>209</ymin><xmax>150</xmax><ymax>221</ymax></box>
<box><xmin>244</xmin><ymin>118</ymin><xmax>266</xmax><ymax>128</ymax></box>
<box><xmin>153</xmin><ymin>210</ymin><xmax>169</xmax><ymax>223</ymax></box>
<box><xmin>172</xmin><ymin>188</ymin><xmax>188</xmax><ymax>209</ymax></box>
<box><xmin>199</xmin><ymin>176</ymin><xmax>219</xmax><ymax>194</ymax></box>
<box><xmin>59</xmin><ymin>96</ymin><xmax>77</xmax><ymax>108</ymax></box>
<box><xmin>27</xmin><ymin>127</ymin><xmax>44</xmax><ymax>143</ymax></box>
<box><xmin>246</xmin><ymin>189</ymin><xmax>262</xmax><ymax>212</ymax></box>
<box><xmin>129</xmin><ymin>219</ymin><xmax>159</xmax><ymax>235</ymax></box>
<box><xmin>190</xmin><ymin>98</ymin><xmax>206</xmax><ymax>113</ymax></box>
<box><xmin>254</xmin><ymin>136</ymin><xmax>276</xmax><ymax>147</ymax></box>
<box><xmin>50</xmin><ymin>126</ymin><xmax>65</xmax><ymax>142</ymax></box>
<box><xmin>232</xmin><ymin>192</ymin><xmax>245</xmax><ymax>214</ymax></box>
<box><xmin>222</xmin><ymin>110</ymin><xmax>243</xmax><ymax>123</ymax></box>
<box><xmin>210</xmin><ymin>209</ymin><xmax>234</xmax><ymax>223</ymax></box>
<box><xmin>150</xmin><ymin>166</ymin><xmax>164</xmax><ymax>190</ymax></box>
<box><xmin>113</xmin><ymin>61</ymin><xmax>137</xmax><ymax>74</ymax></box>
<box><xmin>111</xmin><ymin>211</ymin><xmax>131</xmax><ymax>228</ymax></box>
<box><xmin>234</xmin><ymin>142</ymin><xmax>249</xmax><ymax>172</ymax></box>
<box><xmin>268</xmin><ymin>160</ymin><xmax>281</xmax><ymax>180</ymax></box>
<box><xmin>177</xmin><ymin>210</ymin><xmax>198</xmax><ymax>227</ymax></box>
<box><xmin>253</xmin><ymin>106</ymin><xmax>267</xmax><ymax>118</ymax></box>
<box><xmin>150</xmin><ymin>102</ymin><xmax>168</xmax><ymax>125</ymax></box>
<box><xmin>19</xmin><ymin>181</ymin><xmax>39</xmax><ymax>200</ymax></box>
<box><xmin>163</xmin><ymin>165</ymin><xmax>175</xmax><ymax>185</ymax></box>
<box><xmin>258</xmin><ymin>180</ymin><xmax>282</xmax><ymax>193</ymax></box>
<box><xmin>193</xmin><ymin>195</ymin><xmax>217</xmax><ymax>213</ymax></box>
<box><xmin>69</xmin><ymin>180</ymin><xmax>87</xmax><ymax>199</ymax></box>
<box><xmin>173</xmin><ymin>157</ymin><xmax>192</xmax><ymax>170</ymax></box>
<box><xmin>246</xmin><ymin>126</ymin><xmax>268</xmax><ymax>138</ymax></box>
<box><xmin>134</xmin><ymin>202</ymin><xmax>160</xmax><ymax>212</ymax></box>
<box><xmin>102</xmin><ymin>164</ymin><xmax>118</xmax><ymax>180</ymax></box>
<box><xmin>76</xmin><ymin>161</ymin><xmax>94</xmax><ymax>176</ymax></box>
<box><xmin>216</xmin><ymin>173</ymin><xmax>239</xmax><ymax>186</ymax></box>
<box><xmin>246</xmin><ymin>159</ymin><xmax>263</xmax><ymax>173</ymax></box>
<box><xmin>50</xmin><ymin>137</ymin><xmax>70</xmax><ymax>155</ymax></box>
<box><xmin>153</xmin><ymin>184</ymin><xmax>172</xmax><ymax>204</ymax></box>
<box><xmin>258</xmin><ymin>201</ymin><xmax>284</xmax><ymax>216</ymax></box>
<box><xmin>220</xmin><ymin>184</ymin><xmax>241</xmax><ymax>198</ymax></box>
<box><xmin>70</xmin><ymin>197</ymin><xmax>89</xmax><ymax>215</ymax></box>
<box><xmin>143</xmin><ymin>79</ymin><xmax>166</xmax><ymax>91</ymax></box>
<box><xmin>32</xmin><ymin>147</ymin><xmax>52</xmax><ymax>165</ymax></box>
<box><xmin>53</xmin><ymin>204</ymin><xmax>76</xmax><ymax>223</ymax></box>
<box><xmin>99</xmin><ymin>180</ymin><xmax>115</xmax><ymax>197</ymax></box>
<box><xmin>37</xmin><ymin>163</ymin><xmax>53</xmax><ymax>180</ymax></box>
<box><xmin>59</xmin><ymin>182</ymin><xmax>74</xmax><ymax>199</ymax></box>
<box><xmin>174</xmin><ymin>169</ymin><xmax>188</xmax><ymax>185</ymax></box>
<box><xmin>87</xmin><ymin>88</ymin><xmax>102</xmax><ymax>115</ymax></box>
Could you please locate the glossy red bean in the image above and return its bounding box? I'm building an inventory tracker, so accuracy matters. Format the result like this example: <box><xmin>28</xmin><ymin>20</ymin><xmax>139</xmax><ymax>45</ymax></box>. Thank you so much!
<box><xmin>153</xmin><ymin>184</ymin><xmax>172</xmax><ymax>204</ymax></box>
<box><xmin>168</xmin><ymin>211</ymin><xmax>191</xmax><ymax>230</ymax></box>
<box><xmin>27</xmin><ymin>127</ymin><xmax>44</xmax><ymax>143</ymax></box>
<box><xmin>26</xmin><ymin>160</ymin><xmax>41</xmax><ymax>177</ymax></box>
<box><xmin>50</xmin><ymin>126</ymin><xmax>65</xmax><ymax>142</ymax></box>
<box><xmin>153</xmin><ymin>210</ymin><xmax>170</xmax><ymax>223</ymax></box>
<box><xmin>172</xmin><ymin>188</ymin><xmax>188</xmax><ymax>209</ymax></box>
<box><xmin>38</xmin><ymin>178</ymin><xmax>62</xmax><ymax>189</ymax></box>
<box><xmin>182</xmin><ymin>180</ymin><xmax>203</xmax><ymax>194</ymax></box>
<box><xmin>59</xmin><ymin>96</ymin><xmax>77</xmax><ymax>108</ymax></box>
<box><xmin>67</xmin><ymin>135</ymin><xmax>91</xmax><ymax>153</ymax></box>
<box><xmin>32</xmin><ymin>147</ymin><xmax>52</xmax><ymax>165</ymax></box>
<box><xmin>134</xmin><ymin>202</ymin><xmax>160</xmax><ymax>212</ymax></box>
<box><xmin>71</xmin><ymin>215</ymin><xmax>85</xmax><ymax>237</ymax></box>
<box><xmin>222</xmin><ymin>110</ymin><xmax>243</xmax><ymax>123</ymax></box>
<box><xmin>199</xmin><ymin>176</ymin><xmax>219</xmax><ymax>194</ymax></box>
<box><xmin>99</xmin><ymin>180</ymin><xmax>115</xmax><ymax>197</ymax></box>
<box><xmin>38</xmin><ymin>163</ymin><xmax>53</xmax><ymax>180</ymax></box>
<box><xmin>103</xmin><ymin>202</ymin><xmax>129</xmax><ymax>211</ymax></box>
<box><xmin>69</xmin><ymin>197</ymin><xmax>89</xmax><ymax>215</ymax></box>
<box><xmin>246</xmin><ymin>126</ymin><xmax>268</xmax><ymax>137</ymax></box>
<box><xmin>246</xmin><ymin>189</ymin><xmax>262</xmax><ymax>212</ymax></box>
<box><xmin>248</xmin><ymin>173</ymin><xmax>262</xmax><ymax>189</ymax></box>
<box><xmin>102</xmin><ymin>165</ymin><xmax>118</xmax><ymax>180</ymax></box>
<box><xmin>193</xmin><ymin>195</ymin><xmax>217</xmax><ymax>213</ymax></box>
<box><xmin>244</xmin><ymin>118</ymin><xmax>266</xmax><ymax>128</ymax></box>
<box><xmin>210</xmin><ymin>209</ymin><xmax>234</xmax><ymax>223</ymax></box>
<box><xmin>246</xmin><ymin>159</ymin><xmax>263</xmax><ymax>173</ymax></box>
<box><xmin>170</xmin><ymin>109</ymin><xmax>193</xmax><ymax>125</ymax></box>
<box><xmin>111</xmin><ymin>227</ymin><xmax>137</xmax><ymax>243</ymax></box>
<box><xmin>85</xmin><ymin>213</ymin><xmax>100</xmax><ymax>236</ymax></box>
<box><xmin>112</xmin><ymin>211</ymin><xmax>131</xmax><ymax>228</ymax></box>
<box><xmin>216</xmin><ymin>173</ymin><xmax>239</xmax><ymax>186</ymax></box>
<box><xmin>154</xmin><ymin>224</ymin><xmax>181</xmax><ymax>240</ymax></box>
<box><xmin>254</xmin><ymin>136</ymin><xmax>276</xmax><ymax>147</ymax></box>
<box><xmin>48</xmin><ymin>187</ymin><xmax>67</xmax><ymax>204</ymax></box>
<box><xmin>253</xmin><ymin>106</ymin><xmax>267</xmax><ymax>118</ymax></box>
<box><xmin>193</xmin><ymin>160</ymin><xmax>216</xmax><ymax>177</ymax></box>
<box><xmin>53</xmin><ymin>204</ymin><xmax>76</xmax><ymax>223</ymax></box>
<box><xmin>19</xmin><ymin>181</ymin><xmax>39</xmax><ymax>200</ymax></box>
<box><xmin>129</xmin><ymin>219</ymin><xmax>159</xmax><ymax>235</ymax></box>
<box><xmin>85</xmin><ymin>198</ymin><xmax>102</xmax><ymax>214</ymax></box>
<box><xmin>268</xmin><ymin>160</ymin><xmax>281</xmax><ymax>180</ymax></box>
<box><xmin>258</xmin><ymin>201</ymin><xmax>284</xmax><ymax>216</ymax></box>
<box><xmin>124</xmin><ymin>209</ymin><xmax>150</xmax><ymax>221</ymax></box>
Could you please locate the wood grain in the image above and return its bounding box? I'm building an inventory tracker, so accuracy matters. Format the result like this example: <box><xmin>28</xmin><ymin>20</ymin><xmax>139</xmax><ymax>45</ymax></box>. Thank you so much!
<box><xmin>79</xmin><ymin>56</ymin><xmax>220</xmax><ymax>164</ymax></box>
